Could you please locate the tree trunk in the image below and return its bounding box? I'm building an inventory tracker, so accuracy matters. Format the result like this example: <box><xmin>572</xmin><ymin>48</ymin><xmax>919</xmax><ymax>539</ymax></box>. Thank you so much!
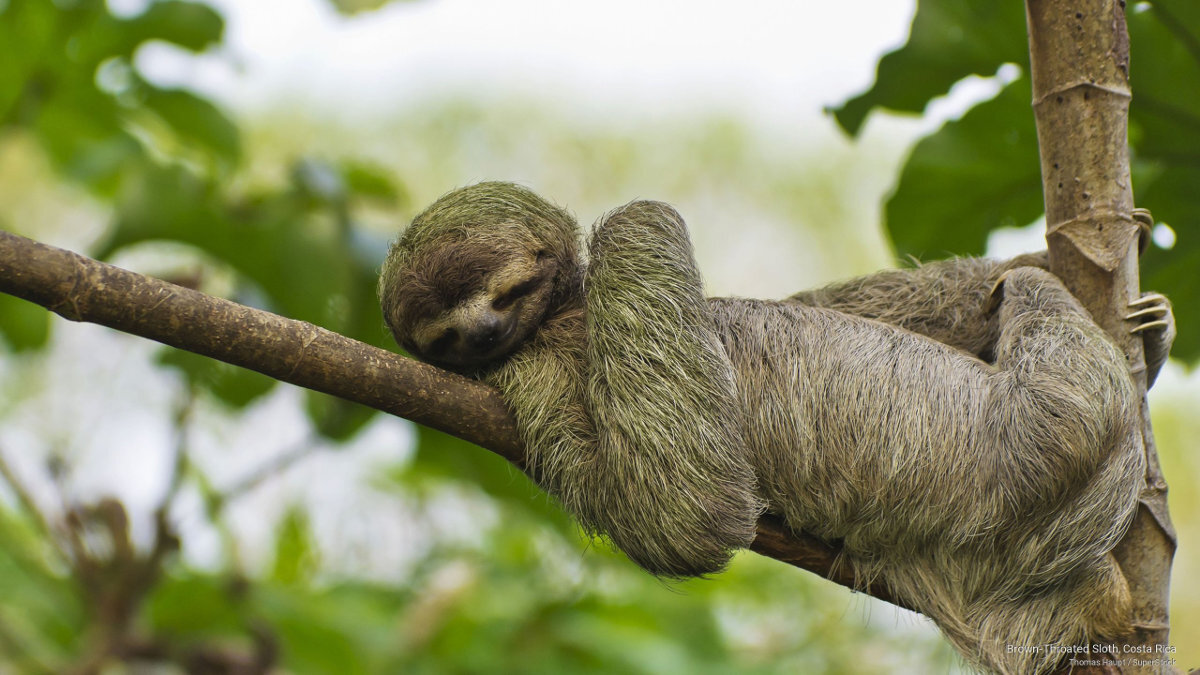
<box><xmin>1025</xmin><ymin>0</ymin><xmax>1176</xmax><ymax>671</ymax></box>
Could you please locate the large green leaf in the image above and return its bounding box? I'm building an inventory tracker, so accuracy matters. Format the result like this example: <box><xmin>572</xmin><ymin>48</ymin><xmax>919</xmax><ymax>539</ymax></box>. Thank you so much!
<box><xmin>122</xmin><ymin>0</ymin><xmax>224</xmax><ymax>53</ymax></box>
<box><xmin>838</xmin><ymin>0</ymin><xmax>1199</xmax><ymax>361</ymax></box>
<box><xmin>830</xmin><ymin>0</ymin><xmax>1027</xmax><ymax>136</ymax></box>
<box><xmin>254</xmin><ymin>586</ymin><xmax>384</xmax><ymax>675</ymax></box>
<box><xmin>886</xmin><ymin>78</ymin><xmax>1042</xmax><ymax>259</ymax></box>
<box><xmin>1129</xmin><ymin>1</ymin><xmax>1200</xmax><ymax>162</ymax></box>
<box><xmin>145</xmin><ymin>573</ymin><xmax>246</xmax><ymax>639</ymax></box>
<box><xmin>100</xmin><ymin>163</ymin><xmax>384</xmax><ymax>334</ymax></box>
<box><xmin>323</xmin><ymin>0</ymin><xmax>423</xmax><ymax>17</ymax></box>
<box><xmin>0</xmin><ymin>0</ymin><xmax>58</xmax><ymax>120</ymax></box>
<box><xmin>31</xmin><ymin>87</ymin><xmax>143</xmax><ymax>192</ymax></box>
<box><xmin>271</xmin><ymin>506</ymin><xmax>318</xmax><ymax>586</ymax></box>
<box><xmin>1127</xmin><ymin>0</ymin><xmax>1200</xmax><ymax>360</ymax></box>
<box><xmin>0</xmin><ymin>509</ymin><xmax>86</xmax><ymax>667</ymax></box>
<box><xmin>142</xmin><ymin>87</ymin><xmax>242</xmax><ymax>167</ymax></box>
<box><xmin>0</xmin><ymin>0</ymin><xmax>230</xmax><ymax>197</ymax></box>
<box><xmin>158</xmin><ymin>349</ymin><xmax>276</xmax><ymax>409</ymax></box>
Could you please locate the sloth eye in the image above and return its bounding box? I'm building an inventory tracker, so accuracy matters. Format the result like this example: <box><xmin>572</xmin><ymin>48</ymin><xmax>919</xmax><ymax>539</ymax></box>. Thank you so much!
<box><xmin>428</xmin><ymin>328</ymin><xmax>456</xmax><ymax>354</ymax></box>
<box><xmin>493</xmin><ymin>277</ymin><xmax>541</xmax><ymax>310</ymax></box>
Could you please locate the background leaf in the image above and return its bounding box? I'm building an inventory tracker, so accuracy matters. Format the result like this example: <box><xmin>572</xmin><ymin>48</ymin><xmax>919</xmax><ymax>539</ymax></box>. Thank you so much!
<box><xmin>0</xmin><ymin>294</ymin><xmax>51</xmax><ymax>351</ymax></box>
<box><xmin>829</xmin><ymin>1</ymin><xmax>1026</xmax><ymax>135</ymax></box>
<box><xmin>835</xmin><ymin>0</ymin><xmax>1200</xmax><ymax>360</ymax></box>
<box><xmin>885</xmin><ymin>79</ymin><xmax>1042</xmax><ymax>258</ymax></box>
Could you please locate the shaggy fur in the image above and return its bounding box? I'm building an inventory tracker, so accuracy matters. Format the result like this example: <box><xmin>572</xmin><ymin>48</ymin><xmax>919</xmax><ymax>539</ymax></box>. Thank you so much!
<box><xmin>379</xmin><ymin>182</ymin><xmax>1174</xmax><ymax>674</ymax></box>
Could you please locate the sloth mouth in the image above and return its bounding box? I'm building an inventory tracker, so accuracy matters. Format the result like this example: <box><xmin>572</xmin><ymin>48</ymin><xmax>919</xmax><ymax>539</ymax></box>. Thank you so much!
<box><xmin>434</xmin><ymin>319</ymin><xmax>527</xmax><ymax>374</ymax></box>
<box><xmin>470</xmin><ymin>327</ymin><xmax>518</xmax><ymax>363</ymax></box>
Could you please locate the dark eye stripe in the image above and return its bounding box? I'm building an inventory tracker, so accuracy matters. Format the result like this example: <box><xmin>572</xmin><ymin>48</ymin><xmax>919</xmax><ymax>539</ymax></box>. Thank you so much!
<box><xmin>493</xmin><ymin>277</ymin><xmax>541</xmax><ymax>310</ymax></box>
<box><xmin>428</xmin><ymin>328</ymin><xmax>456</xmax><ymax>354</ymax></box>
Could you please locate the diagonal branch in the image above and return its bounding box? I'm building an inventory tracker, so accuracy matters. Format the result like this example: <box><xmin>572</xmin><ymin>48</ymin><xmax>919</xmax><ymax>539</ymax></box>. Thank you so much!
<box><xmin>0</xmin><ymin>229</ymin><xmax>907</xmax><ymax>612</ymax></box>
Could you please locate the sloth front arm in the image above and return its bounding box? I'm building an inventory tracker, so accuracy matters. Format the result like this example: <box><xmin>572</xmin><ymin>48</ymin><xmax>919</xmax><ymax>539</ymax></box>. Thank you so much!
<box><xmin>787</xmin><ymin>252</ymin><xmax>1174</xmax><ymax>386</ymax></box>
<box><xmin>785</xmin><ymin>252</ymin><xmax>1048</xmax><ymax>359</ymax></box>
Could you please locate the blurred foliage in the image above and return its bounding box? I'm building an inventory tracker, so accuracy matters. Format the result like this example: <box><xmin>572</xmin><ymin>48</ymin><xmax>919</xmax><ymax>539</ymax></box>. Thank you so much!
<box><xmin>0</xmin><ymin>0</ymin><xmax>1195</xmax><ymax>673</ymax></box>
<box><xmin>830</xmin><ymin>0</ymin><xmax>1200</xmax><ymax>361</ymax></box>
<box><xmin>0</xmin><ymin>0</ymin><xmax>404</xmax><ymax>439</ymax></box>
<box><xmin>326</xmin><ymin>0</ymin><xmax>422</xmax><ymax>16</ymax></box>
<box><xmin>0</xmin><ymin>487</ymin><xmax>954</xmax><ymax>674</ymax></box>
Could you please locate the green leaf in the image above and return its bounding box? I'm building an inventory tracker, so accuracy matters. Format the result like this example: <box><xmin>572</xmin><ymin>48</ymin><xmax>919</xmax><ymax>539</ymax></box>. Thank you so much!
<box><xmin>0</xmin><ymin>293</ymin><xmax>51</xmax><ymax>352</ymax></box>
<box><xmin>341</xmin><ymin>159</ymin><xmax>405</xmax><ymax>205</ymax></box>
<box><xmin>123</xmin><ymin>0</ymin><xmax>224</xmax><ymax>53</ymax></box>
<box><xmin>145</xmin><ymin>573</ymin><xmax>245</xmax><ymax>638</ymax></box>
<box><xmin>100</xmin><ymin>162</ymin><xmax>393</xmax><ymax>426</ymax></box>
<box><xmin>886</xmin><ymin>78</ymin><xmax>1043</xmax><ymax>259</ymax></box>
<box><xmin>0</xmin><ymin>0</ymin><xmax>59</xmax><ymax>120</ymax></box>
<box><xmin>323</xmin><ymin>0</ymin><xmax>421</xmax><ymax>17</ymax></box>
<box><xmin>252</xmin><ymin>582</ymin><xmax>408</xmax><ymax>675</ymax></box>
<box><xmin>1126</xmin><ymin>1</ymin><xmax>1200</xmax><ymax>361</ymax></box>
<box><xmin>0</xmin><ymin>508</ymin><xmax>87</xmax><ymax>663</ymax></box>
<box><xmin>842</xmin><ymin>0</ymin><xmax>1199</xmax><ymax>362</ymax></box>
<box><xmin>157</xmin><ymin>348</ymin><xmax>276</xmax><ymax>409</ymax></box>
<box><xmin>1139</xmin><ymin>162</ymin><xmax>1200</xmax><ymax>361</ymax></box>
<box><xmin>271</xmin><ymin>506</ymin><xmax>318</xmax><ymax>586</ymax></box>
<box><xmin>830</xmin><ymin>0</ymin><xmax>1027</xmax><ymax>136</ymax></box>
<box><xmin>32</xmin><ymin>91</ymin><xmax>143</xmax><ymax>193</ymax></box>
<box><xmin>102</xmin><ymin>164</ymin><xmax>350</xmax><ymax>328</ymax></box>
<box><xmin>142</xmin><ymin>87</ymin><xmax>241</xmax><ymax>166</ymax></box>
<box><xmin>305</xmin><ymin>392</ymin><xmax>375</xmax><ymax>441</ymax></box>
<box><xmin>1143</xmin><ymin>239</ymin><xmax>1200</xmax><ymax>362</ymax></box>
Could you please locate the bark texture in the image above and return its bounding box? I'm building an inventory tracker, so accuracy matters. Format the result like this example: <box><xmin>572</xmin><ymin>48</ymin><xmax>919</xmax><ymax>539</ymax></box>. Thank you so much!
<box><xmin>0</xmin><ymin>229</ymin><xmax>905</xmax><ymax>611</ymax></box>
<box><xmin>1025</xmin><ymin>0</ymin><xmax>1176</xmax><ymax>672</ymax></box>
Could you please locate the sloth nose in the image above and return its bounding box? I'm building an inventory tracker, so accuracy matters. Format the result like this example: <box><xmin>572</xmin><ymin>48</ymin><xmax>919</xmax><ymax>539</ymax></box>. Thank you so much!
<box><xmin>468</xmin><ymin>314</ymin><xmax>504</xmax><ymax>349</ymax></box>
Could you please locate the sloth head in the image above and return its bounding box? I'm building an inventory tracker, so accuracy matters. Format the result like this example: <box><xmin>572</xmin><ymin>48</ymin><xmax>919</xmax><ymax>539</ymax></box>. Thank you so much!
<box><xmin>379</xmin><ymin>182</ymin><xmax>583</xmax><ymax>373</ymax></box>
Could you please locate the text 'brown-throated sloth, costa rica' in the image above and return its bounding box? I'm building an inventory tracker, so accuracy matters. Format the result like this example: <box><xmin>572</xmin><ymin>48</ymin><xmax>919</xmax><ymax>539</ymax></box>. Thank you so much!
<box><xmin>378</xmin><ymin>181</ymin><xmax>1175</xmax><ymax>674</ymax></box>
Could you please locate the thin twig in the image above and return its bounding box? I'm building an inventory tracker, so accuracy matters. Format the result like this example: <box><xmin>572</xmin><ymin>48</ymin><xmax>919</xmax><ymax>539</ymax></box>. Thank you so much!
<box><xmin>157</xmin><ymin>386</ymin><xmax>195</xmax><ymax>518</ymax></box>
<box><xmin>216</xmin><ymin>436</ymin><xmax>320</xmax><ymax>511</ymax></box>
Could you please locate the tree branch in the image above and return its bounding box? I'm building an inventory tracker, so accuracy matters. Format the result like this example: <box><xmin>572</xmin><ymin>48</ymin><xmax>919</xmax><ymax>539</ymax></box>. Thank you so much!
<box><xmin>1025</xmin><ymin>0</ymin><xmax>1175</xmax><ymax>670</ymax></box>
<box><xmin>0</xmin><ymin>229</ymin><xmax>907</xmax><ymax>612</ymax></box>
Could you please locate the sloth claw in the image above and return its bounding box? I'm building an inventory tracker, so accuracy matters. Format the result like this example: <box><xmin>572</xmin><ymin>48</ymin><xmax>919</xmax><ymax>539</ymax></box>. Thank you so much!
<box><xmin>1128</xmin><ymin>292</ymin><xmax>1167</xmax><ymax>307</ymax></box>
<box><xmin>1125</xmin><ymin>294</ymin><xmax>1172</xmax><ymax>334</ymax></box>
<box><xmin>1125</xmin><ymin>306</ymin><xmax>1168</xmax><ymax>321</ymax></box>
<box><xmin>985</xmin><ymin>270</ymin><xmax>1013</xmax><ymax>316</ymax></box>
<box><xmin>1130</xmin><ymin>319</ymin><xmax>1169</xmax><ymax>334</ymax></box>
<box><xmin>1127</xmin><ymin>292</ymin><xmax>1175</xmax><ymax>388</ymax></box>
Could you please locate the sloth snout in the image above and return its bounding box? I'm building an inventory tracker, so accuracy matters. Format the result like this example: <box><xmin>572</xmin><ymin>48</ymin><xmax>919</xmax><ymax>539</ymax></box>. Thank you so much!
<box><xmin>468</xmin><ymin>314</ymin><xmax>506</xmax><ymax>349</ymax></box>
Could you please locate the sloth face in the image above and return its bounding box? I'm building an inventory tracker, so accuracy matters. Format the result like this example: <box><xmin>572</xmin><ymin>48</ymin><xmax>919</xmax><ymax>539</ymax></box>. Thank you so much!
<box><xmin>391</xmin><ymin>243</ymin><xmax>560</xmax><ymax>373</ymax></box>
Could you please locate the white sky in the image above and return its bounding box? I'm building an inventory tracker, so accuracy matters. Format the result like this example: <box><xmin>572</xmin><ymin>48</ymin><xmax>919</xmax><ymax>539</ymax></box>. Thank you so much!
<box><xmin>131</xmin><ymin>0</ymin><xmax>918</xmax><ymax>128</ymax></box>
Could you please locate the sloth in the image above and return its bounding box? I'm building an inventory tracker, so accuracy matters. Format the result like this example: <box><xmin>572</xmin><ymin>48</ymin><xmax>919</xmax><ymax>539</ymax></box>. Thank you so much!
<box><xmin>378</xmin><ymin>182</ymin><xmax>1175</xmax><ymax>674</ymax></box>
